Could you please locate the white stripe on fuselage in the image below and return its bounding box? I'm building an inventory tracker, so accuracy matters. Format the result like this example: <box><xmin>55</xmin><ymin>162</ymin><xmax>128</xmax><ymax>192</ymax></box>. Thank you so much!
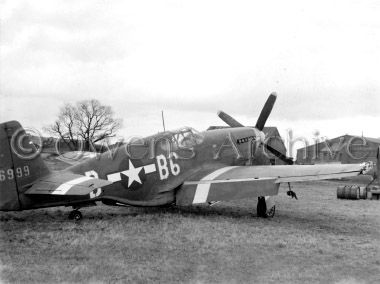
<box><xmin>52</xmin><ymin>176</ymin><xmax>93</xmax><ymax>195</ymax></box>
<box><xmin>144</xmin><ymin>163</ymin><xmax>156</xmax><ymax>174</ymax></box>
<box><xmin>192</xmin><ymin>166</ymin><xmax>238</xmax><ymax>204</ymax></box>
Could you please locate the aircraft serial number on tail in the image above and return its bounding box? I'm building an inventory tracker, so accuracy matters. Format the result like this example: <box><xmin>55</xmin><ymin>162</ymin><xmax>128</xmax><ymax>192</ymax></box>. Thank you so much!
<box><xmin>0</xmin><ymin>166</ymin><xmax>30</xmax><ymax>181</ymax></box>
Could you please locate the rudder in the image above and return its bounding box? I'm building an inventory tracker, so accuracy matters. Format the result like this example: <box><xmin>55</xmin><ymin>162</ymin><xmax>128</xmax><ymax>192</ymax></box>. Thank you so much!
<box><xmin>0</xmin><ymin>121</ymin><xmax>49</xmax><ymax>210</ymax></box>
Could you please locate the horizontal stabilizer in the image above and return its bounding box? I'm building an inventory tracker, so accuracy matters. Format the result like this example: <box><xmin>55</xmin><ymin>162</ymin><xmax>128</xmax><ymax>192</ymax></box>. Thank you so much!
<box><xmin>24</xmin><ymin>172</ymin><xmax>111</xmax><ymax>196</ymax></box>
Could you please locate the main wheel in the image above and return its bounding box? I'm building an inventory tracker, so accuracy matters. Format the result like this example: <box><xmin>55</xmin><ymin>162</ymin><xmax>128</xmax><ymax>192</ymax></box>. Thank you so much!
<box><xmin>257</xmin><ymin>197</ymin><xmax>276</xmax><ymax>218</ymax></box>
<box><xmin>266</xmin><ymin>205</ymin><xmax>276</xmax><ymax>218</ymax></box>
<box><xmin>257</xmin><ymin>197</ymin><xmax>267</xmax><ymax>218</ymax></box>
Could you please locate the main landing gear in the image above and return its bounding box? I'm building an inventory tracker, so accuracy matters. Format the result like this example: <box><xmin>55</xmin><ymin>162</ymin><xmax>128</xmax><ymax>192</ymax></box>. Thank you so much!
<box><xmin>257</xmin><ymin>196</ymin><xmax>276</xmax><ymax>218</ymax></box>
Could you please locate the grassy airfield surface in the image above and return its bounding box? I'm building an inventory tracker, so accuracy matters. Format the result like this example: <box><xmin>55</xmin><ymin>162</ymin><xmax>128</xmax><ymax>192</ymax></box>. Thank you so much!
<box><xmin>1</xmin><ymin>178</ymin><xmax>380</xmax><ymax>283</ymax></box>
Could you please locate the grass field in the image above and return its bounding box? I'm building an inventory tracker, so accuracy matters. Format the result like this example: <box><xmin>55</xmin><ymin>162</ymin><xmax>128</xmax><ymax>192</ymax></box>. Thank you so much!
<box><xmin>1</xmin><ymin>179</ymin><xmax>380</xmax><ymax>283</ymax></box>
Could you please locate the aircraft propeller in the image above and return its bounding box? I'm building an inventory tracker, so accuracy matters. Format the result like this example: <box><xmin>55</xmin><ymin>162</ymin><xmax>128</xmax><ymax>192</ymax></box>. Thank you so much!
<box><xmin>217</xmin><ymin>92</ymin><xmax>294</xmax><ymax>165</ymax></box>
<box><xmin>217</xmin><ymin>110</ymin><xmax>244</xmax><ymax>128</ymax></box>
<box><xmin>255</xmin><ymin>92</ymin><xmax>277</xmax><ymax>131</ymax></box>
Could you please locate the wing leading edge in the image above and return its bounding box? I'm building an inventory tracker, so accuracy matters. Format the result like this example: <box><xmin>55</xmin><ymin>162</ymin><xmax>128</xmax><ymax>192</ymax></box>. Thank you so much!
<box><xmin>176</xmin><ymin>163</ymin><xmax>372</xmax><ymax>206</ymax></box>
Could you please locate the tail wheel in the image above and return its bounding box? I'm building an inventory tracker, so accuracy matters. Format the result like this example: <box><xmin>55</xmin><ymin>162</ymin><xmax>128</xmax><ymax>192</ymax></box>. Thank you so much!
<box><xmin>68</xmin><ymin>210</ymin><xmax>82</xmax><ymax>221</ymax></box>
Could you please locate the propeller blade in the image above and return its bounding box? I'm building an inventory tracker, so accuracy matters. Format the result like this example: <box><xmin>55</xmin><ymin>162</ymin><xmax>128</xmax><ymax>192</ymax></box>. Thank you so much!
<box><xmin>255</xmin><ymin>92</ymin><xmax>277</xmax><ymax>131</ymax></box>
<box><xmin>217</xmin><ymin>110</ymin><xmax>244</xmax><ymax>127</ymax></box>
<box><xmin>265</xmin><ymin>144</ymin><xmax>294</xmax><ymax>165</ymax></box>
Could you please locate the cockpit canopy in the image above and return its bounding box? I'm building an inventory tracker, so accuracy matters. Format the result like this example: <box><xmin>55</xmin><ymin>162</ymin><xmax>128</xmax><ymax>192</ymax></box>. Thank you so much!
<box><xmin>150</xmin><ymin>127</ymin><xmax>205</xmax><ymax>157</ymax></box>
<box><xmin>169</xmin><ymin>127</ymin><xmax>204</xmax><ymax>148</ymax></box>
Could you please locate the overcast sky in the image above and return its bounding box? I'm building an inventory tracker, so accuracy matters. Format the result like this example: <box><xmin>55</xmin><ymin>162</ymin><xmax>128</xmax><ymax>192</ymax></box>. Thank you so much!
<box><xmin>1</xmin><ymin>0</ymin><xmax>379</xmax><ymax>153</ymax></box>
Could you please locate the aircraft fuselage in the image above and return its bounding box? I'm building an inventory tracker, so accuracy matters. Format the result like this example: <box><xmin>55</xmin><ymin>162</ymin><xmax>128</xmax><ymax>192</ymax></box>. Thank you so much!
<box><xmin>20</xmin><ymin>127</ymin><xmax>265</xmax><ymax>209</ymax></box>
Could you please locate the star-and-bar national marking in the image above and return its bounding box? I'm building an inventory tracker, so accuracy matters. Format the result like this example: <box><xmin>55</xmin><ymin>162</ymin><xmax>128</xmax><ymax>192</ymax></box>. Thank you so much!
<box><xmin>107</xmin><ymin>160</ymin><xmax>157</xmax><ymax>188</ymax></box>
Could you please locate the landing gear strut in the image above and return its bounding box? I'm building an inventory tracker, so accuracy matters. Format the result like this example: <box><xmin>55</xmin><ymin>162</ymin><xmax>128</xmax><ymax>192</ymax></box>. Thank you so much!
<box><xmin>257</xmin><ymin>196</ymin><xmax>276</xmax><ymax>218</ymax></box>
<box><xmin>68</xmin><ymin>210</ymin><xmax>82</xmax><ymax>221</ymax></box>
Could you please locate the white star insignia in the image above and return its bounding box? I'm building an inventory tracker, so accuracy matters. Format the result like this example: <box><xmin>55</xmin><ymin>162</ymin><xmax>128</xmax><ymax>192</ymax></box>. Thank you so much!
<box><xmin>122</xmin><ymin>160</ymin><xmax>143</xmax><ymax>187</ymax></box>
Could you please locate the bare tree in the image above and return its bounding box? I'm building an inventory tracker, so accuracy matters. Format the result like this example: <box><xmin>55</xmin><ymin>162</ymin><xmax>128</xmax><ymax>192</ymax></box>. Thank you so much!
<box><xmin>45</xmin><ymin>99</ymin><xmax>122</xmax><ymax>151</ymax></box>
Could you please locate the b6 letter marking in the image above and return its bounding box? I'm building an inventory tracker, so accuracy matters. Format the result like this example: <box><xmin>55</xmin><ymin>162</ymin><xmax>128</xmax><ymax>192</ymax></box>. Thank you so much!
<box><xmin>156</xmin><ymin>154</ymin><xmax>180</xmax><ymax>180</ymax></box>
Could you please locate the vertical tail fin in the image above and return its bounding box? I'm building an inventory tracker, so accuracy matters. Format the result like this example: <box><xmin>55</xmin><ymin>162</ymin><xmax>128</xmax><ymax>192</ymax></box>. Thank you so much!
<box><xmin>0</xmin><ymin>121</ymin><xmax>49</xmax><ymax>210</ymax></box>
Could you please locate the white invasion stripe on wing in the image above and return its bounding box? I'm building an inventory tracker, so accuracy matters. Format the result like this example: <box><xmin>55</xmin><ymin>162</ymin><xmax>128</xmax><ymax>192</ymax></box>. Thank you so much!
<box><xmin>192</xmin><ymin>166</ymin><xmax>238</xmax><ymax>204</ymax></box>
<box><xmin>52</xmin><ymin>176</ymin><xmax>94</xmax><ymax>195</ymax></box>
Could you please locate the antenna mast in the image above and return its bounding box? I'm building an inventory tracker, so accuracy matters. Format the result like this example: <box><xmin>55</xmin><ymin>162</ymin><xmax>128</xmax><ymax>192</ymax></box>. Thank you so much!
<box><xmin>161</xmin><ymin>110</ymin><xmax>166</xmax><ymax>132</ymax></box>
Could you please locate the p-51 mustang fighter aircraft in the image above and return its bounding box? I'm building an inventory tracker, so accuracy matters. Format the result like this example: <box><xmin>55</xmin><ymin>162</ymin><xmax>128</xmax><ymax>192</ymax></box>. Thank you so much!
<box><xmin>0</xmin><ymin>93</ymin><xmax>376</xmax><ymax>220</ymax></box>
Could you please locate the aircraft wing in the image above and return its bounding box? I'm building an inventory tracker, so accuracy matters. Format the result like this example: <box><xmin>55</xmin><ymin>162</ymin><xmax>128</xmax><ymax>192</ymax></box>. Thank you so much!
<box><xmin>24</xmin><ymin>172</ymin><xmax>111</xmax><ymax>196</ymax></box>
<box><xmin>176</xmin><ymin>163</ymin><xmax>372</xmax><ymax>205</ymax></box>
